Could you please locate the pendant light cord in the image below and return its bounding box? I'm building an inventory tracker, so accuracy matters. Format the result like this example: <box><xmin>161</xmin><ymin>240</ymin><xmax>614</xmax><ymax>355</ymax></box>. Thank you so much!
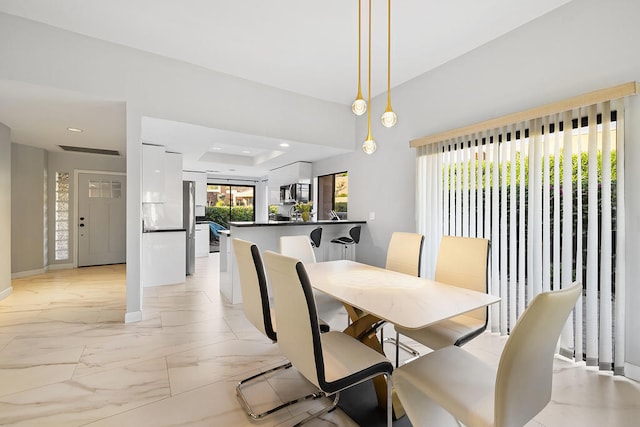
<box><xmin>357</xmin><ymin>0</ymin><xmax>362</xmax><ymax>93</ymax></box>
<box><xmin>367</xmin><ymin>0</ymin><xmax>372</xmax><ymax>136</ymax></box>
<box><xmin>387</xmin><ymin>0</ymin><xmax>391</xmax><ymax>105</ymax></box>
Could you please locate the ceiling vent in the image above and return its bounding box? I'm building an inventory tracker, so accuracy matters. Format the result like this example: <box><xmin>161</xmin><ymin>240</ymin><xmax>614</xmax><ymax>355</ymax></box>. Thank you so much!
<box><xmin>59</xmin><ymin>145</ymin><xmax>120</xmax><ymax>156</ymax></box>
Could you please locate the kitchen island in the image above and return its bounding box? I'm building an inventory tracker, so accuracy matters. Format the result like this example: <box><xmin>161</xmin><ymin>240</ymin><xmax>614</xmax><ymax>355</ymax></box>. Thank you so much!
<box><xmin>220</xmin><ymin>220</ymin><xmax>366</xmax><ymax>304</ymax></box>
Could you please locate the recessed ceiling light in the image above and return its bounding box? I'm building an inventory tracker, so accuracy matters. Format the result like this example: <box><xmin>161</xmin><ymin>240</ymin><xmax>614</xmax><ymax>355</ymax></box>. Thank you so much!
<box><xmin>279</xmin><ymin>142</ymin><xmax>290</xmax><ymax>148</ymax></box>
<box><xmin>242</xmin><ymin>150</ymin><xmax>251</xmax><ymax>154</ymax></box>
<box><xmin>211</xmin><ymin>147</ymin><xmax>222</xmax><ymax>151</ymax></box>
<box><xmin>67</xmin><ymin>127</ymin><xmax>83</xmax><ymax>133</ymax></box>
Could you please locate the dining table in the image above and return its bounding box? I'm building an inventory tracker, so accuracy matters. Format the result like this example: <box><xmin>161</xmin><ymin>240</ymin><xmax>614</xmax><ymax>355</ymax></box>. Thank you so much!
<box><xmin>304</xmin><ymin>259</ymin><xmax>500</xmax><ymax>419</ymax></box>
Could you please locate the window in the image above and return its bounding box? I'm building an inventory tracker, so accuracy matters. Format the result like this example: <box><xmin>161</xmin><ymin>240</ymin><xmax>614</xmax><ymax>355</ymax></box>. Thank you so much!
<box><xmin>317</xmin><ymin>172</ymin><xmax>348</xmax><ymax>220</ymax></box>
<box><xmin>206</xmin><ymin>184</ymin><xmax>255</xmax><ymax>227</ymax></box>
<box><xmin>416</xmin><ymin>98</ymin><xmax>625</xmax><ymax>374</ymax></box>
<box><xmin>54</xmin><ymin>172</ymin><xmax>70</xmax><ymax>261</ymax></box>
<box><xmin>88</xmin><ymin>179</ymin><xmax>121</xmax><ymax>198</ymax></box>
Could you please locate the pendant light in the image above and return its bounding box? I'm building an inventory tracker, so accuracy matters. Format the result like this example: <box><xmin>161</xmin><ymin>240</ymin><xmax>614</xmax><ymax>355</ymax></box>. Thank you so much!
<box><xmin>351</xmin><ymin>0</ymin><xmax>366</xmax><ymax>116</ymax></box>
<box><xmin>362</xmin><ymin>0</ymin><xmax>376</xmax><ymax>154</ymax></box>
<box><xmin>381</xmin><ymin>0</ymin><xmax>397</xmax><ymax>127</ymax></box>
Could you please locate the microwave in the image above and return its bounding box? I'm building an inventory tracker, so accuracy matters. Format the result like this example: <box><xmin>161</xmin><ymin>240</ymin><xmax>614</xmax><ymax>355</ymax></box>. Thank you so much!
<box><xmin>280</xmin><ymin>183</ymin><xmax>310</xmax><ymax>204</ymax></box>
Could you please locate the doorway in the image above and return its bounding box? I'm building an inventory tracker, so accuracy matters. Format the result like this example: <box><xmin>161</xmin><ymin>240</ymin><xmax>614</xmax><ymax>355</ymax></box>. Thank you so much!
<box><xmin>77</xmin><ymin>172</ymin><xmax>126</xmax><ymax>267</ymax></box>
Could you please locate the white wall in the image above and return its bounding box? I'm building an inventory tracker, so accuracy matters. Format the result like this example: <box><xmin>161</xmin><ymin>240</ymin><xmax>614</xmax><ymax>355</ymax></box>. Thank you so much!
<box><xmin>624</xmin><ymin>95</ymin><xmax>640</xmax><ymax>378</ymax></box>
<box><xmin>2</xmin><ymin>0</ymin><xmax>640</xmax><ymax>375</ymax></box>
<box><xmin>316</xmin><ymin>0</ymin><xmax>640</xmax><ymax>377</ymax></box>
<box><xmin>0</xmin><ymin>13</ymin><xmax>353</xmax><ymax>150</ymax></box>
<box><xmin>125</xmin><ymin>103</ymin><xmax>143</xmax><ymax>322</ymax></box>
<box><xmin>0</xmin><ymin>122</ymin><xmax>11</xmax><ymax>300</ymax></box>
<box><xmin>0</xmin><ymin>12</ymin><xmax>353</xmax><ymax>322</ymax></box>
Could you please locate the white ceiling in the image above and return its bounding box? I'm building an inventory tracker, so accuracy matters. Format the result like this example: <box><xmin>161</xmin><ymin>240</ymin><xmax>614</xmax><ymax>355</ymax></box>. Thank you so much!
<box><xmin>142</xmin><ymin>117</ymin><xmax>350</xmax><ymax>178</ymax></box>
<box><xmin>0</xmin><ymin>0</ymin><xmax>571</xmax><ymax>176</ymax></box>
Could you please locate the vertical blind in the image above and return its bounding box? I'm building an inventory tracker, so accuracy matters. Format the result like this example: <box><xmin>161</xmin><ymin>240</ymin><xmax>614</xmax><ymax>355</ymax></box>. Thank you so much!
<box><xmin>415</xmin><ymin>99</ymin><xmax>626</xmax><ymax>373</ymax></box>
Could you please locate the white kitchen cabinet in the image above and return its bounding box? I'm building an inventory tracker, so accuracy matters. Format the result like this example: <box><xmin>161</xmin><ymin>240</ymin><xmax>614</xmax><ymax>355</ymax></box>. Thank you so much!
<box><xmin>195</xmin><ymin>172</ymin><xmax>206</xmax><ymax>206</ymax></box>
<box><xmin>195</xmin><ymin>223</ymin><xmax>209</xmax><ymax>257</ymax></box>
<box><xmin>183</xmin><ymin>171</ymin><xmax>207</xmax><ymax>207</ymax></box>
<box><xmin>142</xmin><ymin>231</ymin><xmax>186</xmax><ymax>287</ymax></box>
<box><xmin>267</xmin><ymin>161</ymin><xmax>312</xmax><ymax>205</ymax></box>
<box><xmin>142</xmin><ymin>144</ymin><xmax>166</xmax><ymax>203</ymax></box>
<box><xmin>162</xmin><ymin>152</ymin><xmax>183</xmax><ymax>228</ymax></box>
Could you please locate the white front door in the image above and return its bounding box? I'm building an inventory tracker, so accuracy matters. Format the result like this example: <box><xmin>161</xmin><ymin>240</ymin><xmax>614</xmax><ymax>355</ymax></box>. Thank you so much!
<box><xmin>78</xmin><ymin>173</ymin><xmax>126</xmax><ymax>267</ymax></box>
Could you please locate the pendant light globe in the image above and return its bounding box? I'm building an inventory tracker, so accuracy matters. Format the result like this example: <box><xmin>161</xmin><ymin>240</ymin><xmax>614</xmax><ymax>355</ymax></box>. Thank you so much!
<box><xmin>381</xmin><ymin>108</ymin><xmax>397</xmax><ymax>127</ymax></box>
<box><xmin>352</xmin><ymin>96</ymin><xmax>367</xmax><ymax>116</ymax></box>
<box><xmin>362</xmin><ymin>134</ymin><xmax>377</xmax><ymax>154</ymax></box>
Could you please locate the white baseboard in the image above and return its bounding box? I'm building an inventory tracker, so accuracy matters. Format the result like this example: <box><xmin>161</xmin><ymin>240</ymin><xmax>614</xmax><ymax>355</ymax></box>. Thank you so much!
<box><xmin>0</xmin><ymin>286</ymin><xmax>13</xmax><ymax>301</ymax></box>
<box><xmin>625</xmin><ymin>362</ymin><xmax>640</xmax><ymax>382</ymax></box>
<box><xmin>125</xmin><ymin>311</ymin><xmax>143</xmax><ymax>323</ymax></box>
<box><xmin>48</xmin><ymin>263</ymin><xmax>74</xmax><ymax>271</ymax></box>
<box><xmin>11</xmin><ymin>268</ymin><xmax>46</xmax><ymax>279</ymax></box>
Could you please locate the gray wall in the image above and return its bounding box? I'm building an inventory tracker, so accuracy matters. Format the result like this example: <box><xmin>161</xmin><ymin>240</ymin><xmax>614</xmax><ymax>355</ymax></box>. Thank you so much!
<box><xmin>7</xmin><ymin>144</ymin><xmax>127</xmax><ymax>274</ymax></box>
<box><xmin>0</xmin><ymin>122</ymin><xmax>11</xmax><ymax>298</ymax></box>
<box><xmin>11</xmin><ymin>143</ymin><xmax>46</xmax><ymax>274</ymax></box>
<box><xmin>315</xmin><ymin>0</ymin><xmax>640</xmax><ymax>376</ymax></box>
<box><xmin>46</xmin><ymin>150</ymin><xmax>126</xmax><ymax>267</ymax></box>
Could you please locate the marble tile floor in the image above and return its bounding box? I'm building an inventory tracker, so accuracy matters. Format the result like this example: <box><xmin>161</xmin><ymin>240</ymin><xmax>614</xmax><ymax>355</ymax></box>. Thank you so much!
<box><xmin>0</xmin><ymin>255</ymin><xmax>638</xmax><ymax>426</ymax></box>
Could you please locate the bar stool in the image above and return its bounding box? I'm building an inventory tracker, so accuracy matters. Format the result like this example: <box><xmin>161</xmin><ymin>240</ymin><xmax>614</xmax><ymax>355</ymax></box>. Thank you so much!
<box><xmin>310</xmin><ymin>226</ymin><xmax>322</xmax><ymax>248</ymax></box>
<box><xmin>330</xmin><ymin>225</ymin><xmax>361</xmax><ymax>260</ymax></box>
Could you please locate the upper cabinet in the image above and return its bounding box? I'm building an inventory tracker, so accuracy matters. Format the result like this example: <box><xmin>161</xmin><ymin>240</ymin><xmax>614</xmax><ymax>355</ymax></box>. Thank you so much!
<box><xmin>142</xmin><ymin>144</ymin><xmax>166</xmax><ymax>203</ymax></box>
<box><xmin>183</xmin><ymin>171</ymin><xmax>207</xmax><ymax>207</ymax></box>
<box><xmin>141</xmin><ymin>146</ymin><xmax>184</xmax><ymax>229</ymax></box>
<box><xmin>267</xmin><ymin>162</ymin><xmax>312</xmax><ymax>205</ymax></box>
<box><xmin>163</xmin><ymin>152</ymin><xmax>184</xmax><ymax>228</ymax></box>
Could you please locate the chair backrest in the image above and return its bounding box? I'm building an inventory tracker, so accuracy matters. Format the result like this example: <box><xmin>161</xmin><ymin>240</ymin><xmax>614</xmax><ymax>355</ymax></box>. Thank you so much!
<box><xmin>310</xmin><ymin>226</ymin><xmax>322</xmax><ymax>248</ymax></box>
<box><xmin>495</xmin><ymin>282</ymin><xmax>581</xmax><ymax>427</ymax></box>
<box><xmin>232</xmin><ymin>238</ymin><xmax>276</xmax><ymax>341</ymax></box>
<box><xmin>263</xmin><ymin>250</ymin><xmax>325</xmax><ymax>390</ymax></box>
<box><xmin>349</xmin><ymin>225</ymin><xmax>361</xmax><ymax>244</ymax></box>
<box><xmin>385</xmin><ymin>232</ymin><xmax>424</xmax><ymax>277</ymax></box>
<box><xmin>434</xmin><ymin>235</ymin><xmax>489</xmax><ymax>321</ymax></box>
<box><xmin>280</xmin><ymin>235</ymin><xmax>316</xmax><ymax>264</ymax></box>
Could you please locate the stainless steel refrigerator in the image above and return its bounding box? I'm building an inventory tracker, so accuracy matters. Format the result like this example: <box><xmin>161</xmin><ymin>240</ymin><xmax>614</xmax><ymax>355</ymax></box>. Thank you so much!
<box><xmin>183</xmin><ymin>180</ymin><xmax>196</xmax><ymax>275</ymax></box>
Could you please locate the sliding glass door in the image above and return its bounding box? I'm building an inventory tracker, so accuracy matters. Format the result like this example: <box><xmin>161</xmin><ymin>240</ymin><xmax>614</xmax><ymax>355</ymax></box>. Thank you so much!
<box><xmin>206</xmin><ymin>184</ymin><xmax>255</xmax><ymax>227</ymax></box>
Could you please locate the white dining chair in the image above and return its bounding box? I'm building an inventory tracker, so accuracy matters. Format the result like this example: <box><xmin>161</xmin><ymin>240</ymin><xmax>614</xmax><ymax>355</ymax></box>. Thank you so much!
<box><xmin>263</xmin><ymin>250</ymin><xmax>394</xmax><ymax>427</ymax></box>
<box><xmin>394</xmin><ymin>235</ymin><xmax>489</xmax><ymax>353</ymax></box>
<box><xmin>280</xmin><ymin>234</ymin><xmax>317</xmax><ymax>264</ymax></box>
<box><xmin>393</xmin><ymin>282</ymin><xmax>582</xmax><ymax>427</ymax></box>
<box><xmin>232</xmin><ymin>238</ymin><xmax>321</xmax><ymax>420</ymax></box>
<box><xmin>382</xmin><ymin>232</ymin><xmax>424</xmax><ymax>365</ymax></box>
<box><xmin>280</xmin><ymin>235</ymin><xmax>344</xmax><ymax>323</ymax></box>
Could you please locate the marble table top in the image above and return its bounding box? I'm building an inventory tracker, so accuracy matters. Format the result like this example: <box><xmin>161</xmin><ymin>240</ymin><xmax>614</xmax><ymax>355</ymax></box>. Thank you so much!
<box><xmin>305</xmin><ymin>260</ymin><xmax>500</xmax><ymax>330</ymax></box>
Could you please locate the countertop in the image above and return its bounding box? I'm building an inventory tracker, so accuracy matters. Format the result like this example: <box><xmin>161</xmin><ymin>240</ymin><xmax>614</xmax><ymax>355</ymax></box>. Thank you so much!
<box><xmin>228</xmin><ymin>220</ymin><xmax>366</xmax><ymax>228</ymax></box>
